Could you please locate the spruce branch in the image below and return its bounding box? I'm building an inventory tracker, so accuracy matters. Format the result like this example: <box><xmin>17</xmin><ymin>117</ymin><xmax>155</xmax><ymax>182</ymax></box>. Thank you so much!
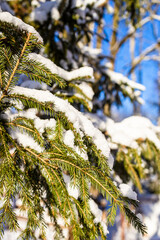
<box><xmin>0</xmin><ymin>69</ymin><xmax>2</xmax><ymax>88</ymax></box>
<box><xmin>5</xmin><ymin>33</ymin><xmax>31</xmax><ymax>93</ymax></box>
<box><xmin>123</xmin><ymin>205</ymin><xmax>147</xmax><ymax>235</ymax></box>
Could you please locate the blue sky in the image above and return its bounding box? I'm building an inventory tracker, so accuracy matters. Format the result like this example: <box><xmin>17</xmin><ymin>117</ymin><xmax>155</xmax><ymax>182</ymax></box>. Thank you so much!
<box><xmin>100</xmin><ymin>6</ymin><xmax>160</xmax><ymax>124</ymax></box>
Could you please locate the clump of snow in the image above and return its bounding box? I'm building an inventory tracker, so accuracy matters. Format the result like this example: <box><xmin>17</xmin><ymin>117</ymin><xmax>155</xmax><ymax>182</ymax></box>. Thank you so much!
<box><xmin>73</xmin><ymin>0</ymin><xmax>95</xmax><ymax>9</ymax></box>
<box><xmin>31</xmin><ymin>0</ymin><xmax>40</xmax><ymax>7</ymax></box>
<box><xmin>11</xmin><ymin>86</ymin><xmax>111</xmax><ymax>166</ymax></box>
<box><xmin>10</xmin><ymin>129</ymin><xmax>43</xmax><ymax>153</ymax></box>
<box><xmin>34</xmin><ymin>118</ymin><xmax>56</xmax><ymax>134</ymax></box>
<box><xmin>62</xmin><ymin>173</ymin><xmax>80</xmax><ymax>199</ymax></box>
<box><xmin>9</xmin><ymin>147</ymin><xmax>16</xmax><ymax>155</ymax></box>
<box><xmin>63</xmin><ymin>130</ymin><xmax>75</xmax><ymax>148</ymax></box>
<box><xmin>62</xmin><ymin>173</ymin><xmax>70</xmax><ymax>185</ymax></box>
<box><xmin>101</xmin><ymin>221</ymin><xmax>109</xmax><ymax>235</ymax></box>
<box><xmin>63</xmin><ymin>130</ymin><xmax>88</xmax><ymax>160</ymax></box>
<box><xmin>137</xmin><ymin>97</ymin><xmax>145</xmax><ymax>105</ymax></box>
<box><xmin>67</xmin><ymin>183</ymin><xmax>80</xmax><ymax>199</ymax></box>
<box><xmin>78</xmin><ymin>82</ymin><xmax>94</xmax><ymax>99</ymax></box>
<box><xmin>85</xmin><ymin>113</ymin><xmax>114</xmax><ymax>132</ymax></box>
<box><xmin>89</xmin><ymin>198</ymin><xmax>103</xmax><ymax>223</ymax></box>
<box><xmin>94</xmin><ymin>0</ymin><xmax>107</xmax><ymax>7</ymax></box>
<box><xmin>5</xmin><ymin>106</ymin><xmax>56</xmax><ymax>137</ymax></box>
<box><xmin>51</xmin><ymin>7</ymin><xmax>60</xmax><ymax>21</ymax></box>
<box><xmin>0</xmin><ymin>12</ymin><xmax>43</xmax><ymax>42</ymax></box>
<box><xmin>19</xmin><ymin>108</ymin><xmax>37</xmax><ymax>120</ymax></box>
<box><xmin>28</xmin><ymin>53</ymin><xmax>94</xmax><ymax>82</ymax></box>
<box><xmin>57</xmin><ymin>216</ymin><xmax>65</xmax><ymax>226</ymax></box>
<box><xmin>119</xmin><ymin>184</ymin><xmax>137</xmax><ymax>200</ymax></box>
<box><xmin>107</xmin><ymin>4</ymin><xmax>114</xmax><ymax>14</ymax></box>
<box><xmin>62</xmin><ymin>228</ymin><xmax>69</xmax><ymax>238</ymax></box>
<box><xmin>16</xmin><ymin>199</ymin><xmax>23</xmax><ymax>208</ymax></box>
<box><xmin>75</xmin><ymin>146</ymin><xmax>88</xmax><ymax>160</ymax></box>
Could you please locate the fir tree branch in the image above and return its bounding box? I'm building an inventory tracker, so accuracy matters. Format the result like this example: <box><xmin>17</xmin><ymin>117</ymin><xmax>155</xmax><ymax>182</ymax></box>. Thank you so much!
<box><xmin>5</xmin><ymin>33</ymin><xmax>31</xmax><ymax>93</ymax></box>
<box><xmin>122</xmin><ymin>205</ymin><xmax>147</xmax><ymax>235</ymax></box>
<box><xmin>0</xmin><ymin>69</ymin><xmax>2</xmax><ymax>88</ymax></box>
<box><xmin>25</xmin><ymin>148</ymin><xmax>58</xmax><ymax>170</ymax></box>
<box><xmin>43</xmin><ymin>167</ymin><xmax>62</xmax><ymax>207</ymax></box>
<box><xmin>3</xmin><ymin>48</ymin><xmax>12</xmax><ymax>68</ymax></box>
<box><xmin>50</xmin><ymin>157</ymin><xmax>121</xmax><ymax>204</ymax></box>
<box><xmin>6</xmin><ymin>122</ymin><xmax>42</xmax><ymax>143</ymax></box>
<box><xmin>124</xmin><ymin>155</ymin><xmax>142</xmax><ymax>192</ymax></box>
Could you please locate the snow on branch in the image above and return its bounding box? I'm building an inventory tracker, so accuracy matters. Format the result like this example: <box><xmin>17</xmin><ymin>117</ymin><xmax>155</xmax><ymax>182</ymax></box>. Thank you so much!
<box><xmin>28</xmin><ymin>53</ymin><xmax>94</xmax><ymax>82</ymax></box>
<box><xmin>106</xmin><ymin>69</ymin><xmax>145</xmax><ymax>91</ymax></box>
<box><xmin>10</xmin><ymin>86</ymin><xmax>112</xmax><ymax>168</ymax></box>
<box><xmin>86</xmin><ymin>114</ymin><xmax>160</xmax><ymax>150</ymax></box>
<box><xmin>79</xmin><ymin>43</ymin><xmax>103</xmax><ymax>58</ymax></box>
<box><xmin>104</xmin><ymin>69</ymin><xmax>145</xmax><ymax>103</ymax></box>
<box><xmin>72</xmin><ymin>0</ymin><xmax>107</xmax><ymax>9</ymax></box>
<box><xmin>0</xmin><ymin>12</ymin><xmax>43</xmax><ymax>43</ymax></box>
<box><xmin>129</xmin><ymin>42</ymin><xmax>160</xmax><ymax>74</ymax></box>
<box><xmin>152</xmin><ymin>14</ymin><xmax>160</xmax><ymax>21</ymax></box>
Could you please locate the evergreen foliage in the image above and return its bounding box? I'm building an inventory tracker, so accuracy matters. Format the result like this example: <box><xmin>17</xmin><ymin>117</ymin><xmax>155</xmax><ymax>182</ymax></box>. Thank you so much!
<box><xmin>113</xmin><ymin>139</ymin><xmax>160</xmax><ymax>194</ymax></box>
<box><xmin>7</xmin><ymin>0</ymin><xmax>145</xmax><ymax>114</ymax></box>
<box><xmin>0</xmin><ymin>13</ymin><xmax>147</xmax><ymax>239</ymax></box>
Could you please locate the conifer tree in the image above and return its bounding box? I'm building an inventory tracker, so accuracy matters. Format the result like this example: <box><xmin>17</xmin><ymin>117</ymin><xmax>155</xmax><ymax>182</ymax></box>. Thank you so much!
<box><xmin>0</xmin><ymin>12</ymin><xmax>147</xmax><ymax>239</ymax></box>
<box><xmin>3</xmin><ymin>2</ymin><xmax>160</xmax><ymax>238</ymax></box>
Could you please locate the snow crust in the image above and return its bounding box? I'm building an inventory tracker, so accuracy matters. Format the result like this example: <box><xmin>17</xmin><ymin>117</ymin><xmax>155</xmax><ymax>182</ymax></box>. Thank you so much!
<box><xmin>28</xmin><ymin>53</ymin><xmax>94</xmax><ymax>81</ymax></box>
<box><xmin>10</xmin><ymin>86</ymin><xmax>112</xmax><ymax>167</ymax></box>
<box><xmin>119</xmin><ymin>184</ymin><xmax>137</xmax><ymax>200</ymax></box>
<box><xmin>0</xmin><ymin>12</ymin><xmax>43</xmax><ymax>42</ymax></box>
